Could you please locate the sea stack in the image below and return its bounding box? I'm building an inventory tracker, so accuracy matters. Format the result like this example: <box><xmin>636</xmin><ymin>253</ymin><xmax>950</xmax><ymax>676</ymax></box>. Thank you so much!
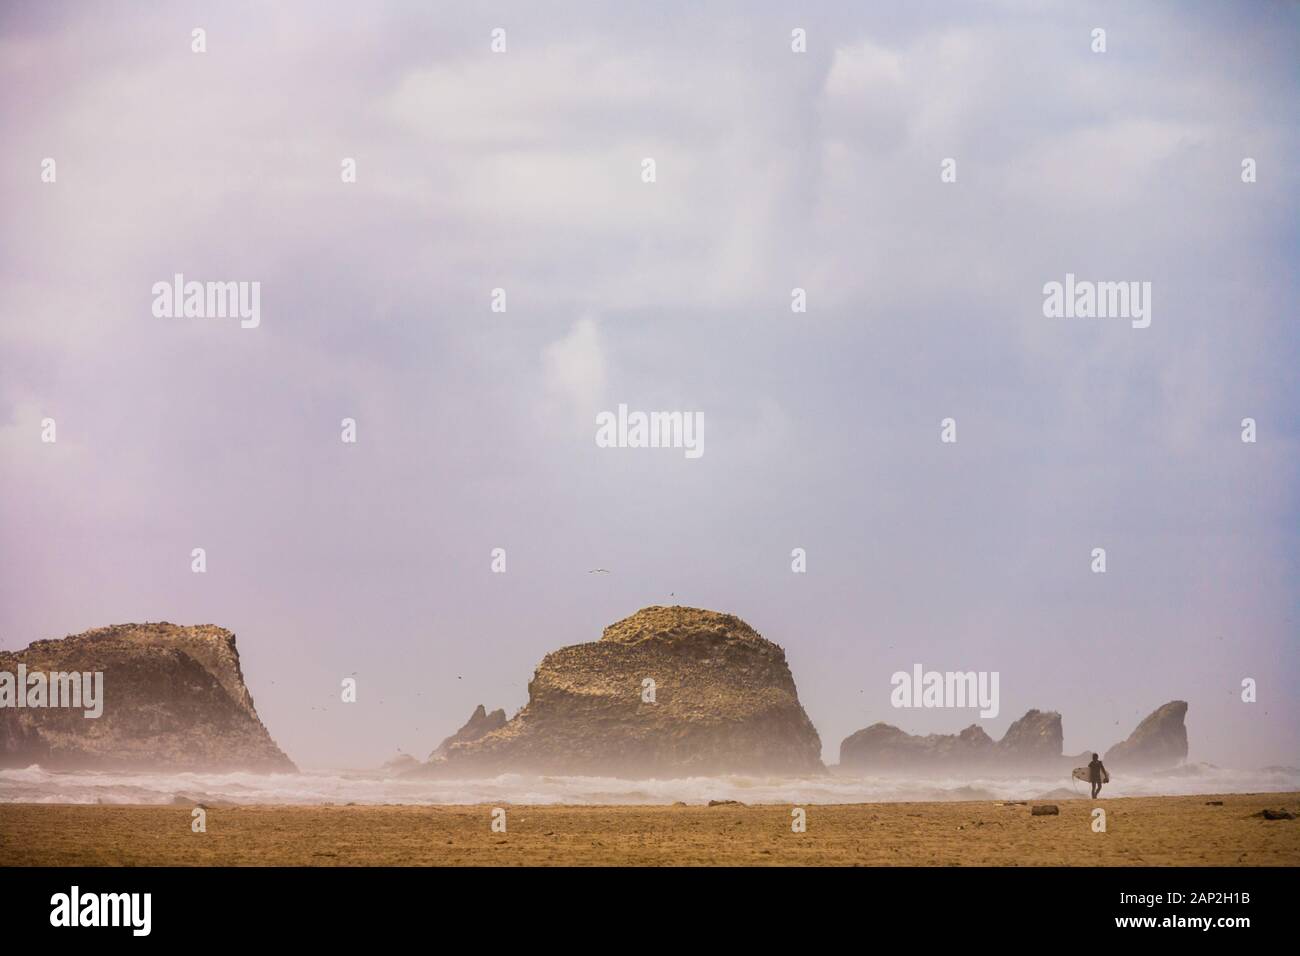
<box><xmin>838</xmin><ymin>709</ymin><xmax>1064</xmax><ymax>771</ymax></box>
<box><xmin>1104</xmin><ymin>701</ymin><xmax>1188</xmax><ymax>770</ymax></box>
<box><xmin>418</xmin><ymin>606</ymin><xmax>824</xmax><ymax>777</ymax></box>
<box><xmin>0</xmin><ymin>623</ymin><xmax>295</xmax><ymax>772</ymax></box>
<box><xmin>995</xmin><ymin>709</ymin><xmax>1065</xmax><ymax>766</ymax></box>
<box><xmin>839</xmin><ymin>701</ymin><xmax>1189</xmax><ymax>774</ymax></box>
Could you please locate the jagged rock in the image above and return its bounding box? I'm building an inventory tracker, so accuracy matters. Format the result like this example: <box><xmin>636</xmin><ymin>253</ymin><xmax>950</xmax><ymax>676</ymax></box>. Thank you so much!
<box><xmin>415</xmin><ymin>606</ymin><xmax>823</xmax><ymax>777</ymax></box>
<box><xmin>0</xmin><ymin>623</ymin><xmax>294</xmax><ymax>772</ymax></box>
<box><xmin>1104</xmin><ymin>701</ymin><xmax>1188</xmax><ymax>770</ymax></box>
<box><xmin>839</xmin><ymin>721</ymin><xmax>995</xmax><ymax>769</ymax></box>
<box><xmin>839</xmin><ymin>710</ymin><xmax>1061</xmax><ymax>771</ymax></box>
<box><xmin>429</xmin><ymin>704</ymin><xmax>507</xmax><ymax>760</ymax></box>
<box><xmin>996</xmin><ymin>709</ymin><xmax>1064</xmax><ymax>765</ymax></box>
<box><xmin>840</xmin><ymin>701</ymin><xmax>1189</xmax><ymax>775</ymax></box>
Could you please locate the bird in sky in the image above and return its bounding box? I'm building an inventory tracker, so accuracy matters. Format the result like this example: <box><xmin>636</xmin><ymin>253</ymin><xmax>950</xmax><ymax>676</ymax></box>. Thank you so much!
<box><xmin>589</xmin><ymin>569</ymin><xmax>609</xmax><ymax>574</ymax></box>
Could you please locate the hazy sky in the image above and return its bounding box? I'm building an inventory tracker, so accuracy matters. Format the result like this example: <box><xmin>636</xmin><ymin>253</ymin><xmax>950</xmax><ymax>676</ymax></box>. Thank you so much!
<box><xmin>2</xmin><ymin>1</ymin><xmax>1297</xmax><ymax>770</ymax></box>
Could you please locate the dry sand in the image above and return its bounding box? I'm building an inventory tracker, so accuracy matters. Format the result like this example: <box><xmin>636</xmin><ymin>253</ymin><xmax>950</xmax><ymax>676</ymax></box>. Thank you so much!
<box><xmin>2</xmin><ymin>792</ymin><xmax>1297</xmax><ymax>866</ymax></box>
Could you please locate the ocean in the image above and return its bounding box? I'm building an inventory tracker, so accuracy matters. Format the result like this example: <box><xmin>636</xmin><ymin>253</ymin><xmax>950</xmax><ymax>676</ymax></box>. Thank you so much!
<box><xmin>2</xmin><ymin>762</ymin><xmax>1298</xmax><ymax>806</ymax></box>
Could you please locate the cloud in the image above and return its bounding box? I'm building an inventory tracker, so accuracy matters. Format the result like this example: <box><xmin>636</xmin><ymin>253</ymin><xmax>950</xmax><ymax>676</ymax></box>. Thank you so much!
<box><xmin>0</xmin><ymin>2</ymin><xmax>1296</xmax><ymax>768</ymax></box>
<box><xmin>542</xmin><ymin>316</ymin><xmax>607</xmax><ymax>421</ymax></box>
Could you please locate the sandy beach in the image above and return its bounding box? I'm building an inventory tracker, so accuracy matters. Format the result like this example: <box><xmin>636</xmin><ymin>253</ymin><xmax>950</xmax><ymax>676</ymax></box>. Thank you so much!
<box><xmin>3</xmin><ymin>792</ymin><xmax>1297</xmax><ymax>866</ymax></box>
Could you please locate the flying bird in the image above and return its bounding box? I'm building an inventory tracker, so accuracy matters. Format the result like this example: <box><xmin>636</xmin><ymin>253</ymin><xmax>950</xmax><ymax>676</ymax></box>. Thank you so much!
<box><xmin>588</xmin><ymin>569</ymin><xmax>609</xmax><ymax>574</ymax></box>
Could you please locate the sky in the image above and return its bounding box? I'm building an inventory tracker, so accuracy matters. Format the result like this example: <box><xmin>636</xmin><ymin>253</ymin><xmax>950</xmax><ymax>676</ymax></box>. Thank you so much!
<box><xmin>1</xmin><ymin>1</ymin><xmax>1297</xmax><ymax>770</ymax></box>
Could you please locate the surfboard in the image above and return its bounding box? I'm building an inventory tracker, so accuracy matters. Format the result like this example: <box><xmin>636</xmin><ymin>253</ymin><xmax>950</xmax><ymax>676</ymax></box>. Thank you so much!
<box><xmin>1072</xmin><ymin>766</ymin><xmax>1110</xmax><ymax>784</ymax></box>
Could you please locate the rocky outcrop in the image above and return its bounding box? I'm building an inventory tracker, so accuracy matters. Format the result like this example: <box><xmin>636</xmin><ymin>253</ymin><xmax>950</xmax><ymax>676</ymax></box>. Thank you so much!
<box><xmin>839</xmin><ymin>710</ymin><xmax>1061</xmax><ymax>771</ymax></box>
<box><xmin>429</xmin><ymin>704</ymin><xmax>507</xmax><ymax>760</ymax></box>
<box><xmin>0</xmin><ymin>623</ymin><xmax>295</xmax><ymax>772</ymax></box>
<box><xmin>839</xmin><ymin>701</ymin><xmax>1188</xmax><ymax>774</ymax></box>
<box><xmin>1104</xmin><ymin>700</ymin><xmax>1188</xmax><ymax>770</ymax></box>
<box><xmin>996</xmin><ymin>709</ymin><xmax>1064</xmax><ymax>765</ymax></box>
<box><xmin>838</xmin><ymin>722</ymin><xmax>995</xmax><ymax>769</ymax></box>
<box><xmin>415</xmin><ymin>606</ymin><xmax>824</xmax><ymax>777</ymax></box>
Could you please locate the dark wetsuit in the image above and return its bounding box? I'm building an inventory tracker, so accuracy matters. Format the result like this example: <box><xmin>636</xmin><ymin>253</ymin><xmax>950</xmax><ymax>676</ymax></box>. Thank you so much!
<box><xmin>1088</xmin><ymin>758</ymin><xmax>1107</xmax><ymax>799</ymax></box>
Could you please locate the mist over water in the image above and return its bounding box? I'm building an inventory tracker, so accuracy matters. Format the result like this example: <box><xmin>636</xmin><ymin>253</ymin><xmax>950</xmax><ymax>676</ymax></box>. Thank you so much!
<box><xmin>4</xmin><ymin>764</ymin><xmax>1297</xmax><ymax>808</ymax></box>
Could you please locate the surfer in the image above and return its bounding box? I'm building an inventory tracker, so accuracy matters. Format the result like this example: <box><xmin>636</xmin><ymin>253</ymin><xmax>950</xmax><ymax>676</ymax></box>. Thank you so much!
<box><xmin>1088</xmin><ymin>753</ymin><xmax>1108</xmax><ymax>799</ymax></box>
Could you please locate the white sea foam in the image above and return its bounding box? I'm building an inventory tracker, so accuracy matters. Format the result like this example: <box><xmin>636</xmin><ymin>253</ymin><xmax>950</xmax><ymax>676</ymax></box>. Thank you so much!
<box><xmin>1</xmin><ymin>763</ymin><xmax>1296</xmax><ymax>806</ymax></box>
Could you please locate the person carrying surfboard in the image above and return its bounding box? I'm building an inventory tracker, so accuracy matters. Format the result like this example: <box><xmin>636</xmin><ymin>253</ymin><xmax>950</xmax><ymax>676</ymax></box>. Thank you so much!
<box><xmin>1087</xmin><ymin>753</ymin><xmax>1108</xmax><ymax>798</ymax></box>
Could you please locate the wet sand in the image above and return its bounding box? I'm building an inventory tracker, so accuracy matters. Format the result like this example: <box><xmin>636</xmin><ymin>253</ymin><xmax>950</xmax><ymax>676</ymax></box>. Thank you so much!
<box><xmin>2</xmin><ymin>792</ymin><xmax>1296</xmax><ymax>866</ymax></box>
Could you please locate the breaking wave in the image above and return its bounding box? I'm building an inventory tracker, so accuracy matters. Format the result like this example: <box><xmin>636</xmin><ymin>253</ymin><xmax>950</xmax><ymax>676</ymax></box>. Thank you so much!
<box><xmin>2</xmin><ymin>762</ymin><xmax>1297</xmax><ymax>806</ymax></box>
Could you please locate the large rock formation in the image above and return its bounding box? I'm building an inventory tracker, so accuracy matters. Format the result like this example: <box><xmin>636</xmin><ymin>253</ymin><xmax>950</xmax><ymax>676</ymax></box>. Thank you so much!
<box><xmin>417</xmin><ymin>606</ymin><xmax>824</xmax><ymax>777</ymax></box>
<box><xmin>996</xmin><ymin>709</ymin><xmax>1064</xmax><ymax>765</ymax></box>
<box><xmin>1104</xmin><ymin>700</ymin><xmax>1188</xmax><ymax>770</ymax></box>
<box><xmin>839</xmin><ymin>701</ymin><xmax>1187</xmax><ymax>774</ymax></box>
<box><xmin>838</xmin><ymin>722</ymin><xmax>995</xmax><ymax>769</ymax></box>
<box><xmin>0</xmin><ymin>623</ymin><xmax>295</xmax><ymax>772</ymax></box>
